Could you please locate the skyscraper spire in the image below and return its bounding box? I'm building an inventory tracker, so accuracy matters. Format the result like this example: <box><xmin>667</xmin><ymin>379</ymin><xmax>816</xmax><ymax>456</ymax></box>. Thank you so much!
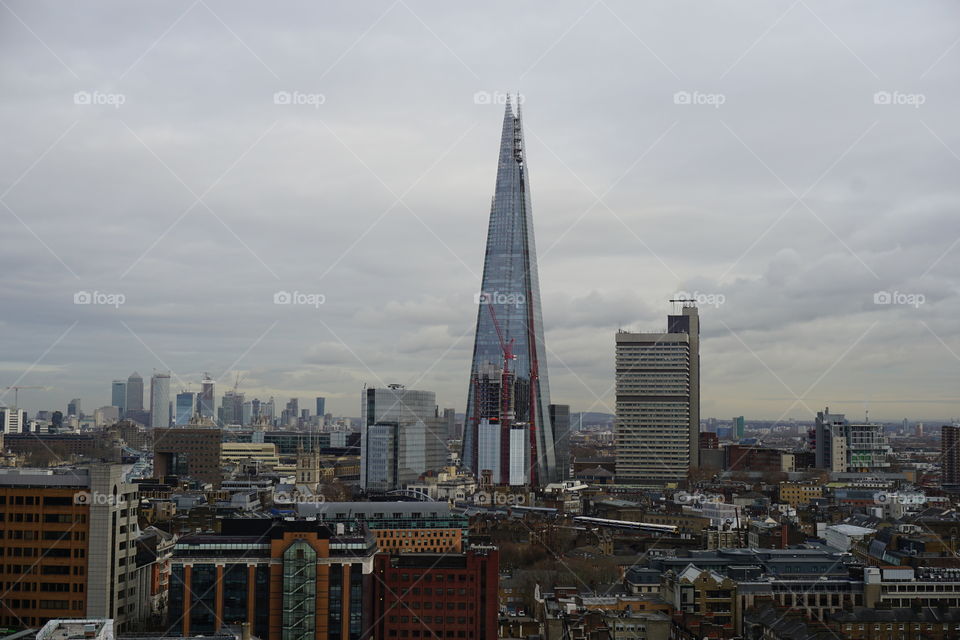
<box><xmin>464</xmin><ymin>98</ymin><xmax>557</xmax><ymax>487</ymax></box>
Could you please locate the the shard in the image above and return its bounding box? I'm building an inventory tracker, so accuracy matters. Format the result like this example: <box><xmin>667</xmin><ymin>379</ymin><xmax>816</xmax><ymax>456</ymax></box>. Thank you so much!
<box><xmin>464</xmin><ymin>97</ymin><xmax>557</xmax><ymax>486</ymax></box>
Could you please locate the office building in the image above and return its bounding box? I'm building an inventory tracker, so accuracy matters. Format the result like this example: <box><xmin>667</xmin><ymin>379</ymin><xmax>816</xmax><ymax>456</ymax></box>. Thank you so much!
<box><xmin>464</xmin><ymin>98</ymin><xmax>558</xmax><ymax>487</ymax></box>
<box><xmin>370</xmin><ymin>547</ymin><xmax>499</xmax><ymax>640</ymax></box>
<box><xmin>0</xmin><ymin>407</ymin><xmax>28</xmax><ymax>434</ymax></box>
<box><xmin>0</xmin><ymin>465</ymin><xmax>143</xmax><ymax>630</ymax></box>
<box><xmin>175</xmin><ymin>391</ymin><xmax>195</xmax><ymax>426</ymax></box>
<box><xmin>361</xmin><ymin>419</ymin><xmax>447</xmax><ymax>493</ymax></box>
<box><xmin>733</xmin><ymin>415</ymin><xmax>745</xmax><ymax>440</ymax></box>
<box><xmin>168</xmin><ymin>517</ymin><xmax>376</xmax><ymax>639</ymax></box>
<box><xmin>67</xmin><ymin>398</ymin><xmax>81</xmax><ymax>418</ymax></box>
<box><xmin>153</xmin><ymin>427</ymin><xmax>222</xmax><ymax>487</ymax></box>
<box><xmin>111</xmin><ymin>380</ymin><xmax>126</xmax><ymax>416</ymax></box>
<box><xmin>814</xmin><ymin>408</ymin><xmax>890</xmax><ymax>473</ymax></box>
<box><xmin>943</xmin><ymin>424</ymin><xmax>960</xmax><ymax>486</ymax></box>
<box><xmin>316</xmin><ymin>396</ymin><xmax>326</xmax><ymax>417</ymax></box>
<box><xmin>615</xmin><ymin>304</ymin><xmax>700</xmax><ymax>483</ymax></box>
<box><xmin>549</xmin><ymin>404</ymin><xmax>571</xmax><ymax>480</ymax></box>
<box><xmin>126</xmin><ymin>372</ymin><xmax>144</xmax><ymax>412</ymax></box>
<box><xmin>220</xmin><ymin>390</ymin><xmax>244</xmax><ymax>426</ymax></box>
<box><xmin>198</xmin><ymin>374</ymin><xmax>215</xmax><ymax>420</ymax></box>
<box><xmin>93</xmin><ymin>405</ymin><xmax>119</xmax><ymax>428</ymax></box>
<box><xmin>149</xmin><ymin>373</ymin><xmax>170</xmax><ymax>428</ymax></box>
<box><xmin>297</xmin><ymin>501</ymin><xmax>468</xmax><ymax>553</ymax></box>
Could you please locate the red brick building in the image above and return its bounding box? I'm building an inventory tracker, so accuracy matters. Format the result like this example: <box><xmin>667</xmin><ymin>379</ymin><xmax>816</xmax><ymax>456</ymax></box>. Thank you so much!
<box><xmin>371</xmin><ymin>547</ymin><xmax>499</xmax><ymax>640</ymax></box>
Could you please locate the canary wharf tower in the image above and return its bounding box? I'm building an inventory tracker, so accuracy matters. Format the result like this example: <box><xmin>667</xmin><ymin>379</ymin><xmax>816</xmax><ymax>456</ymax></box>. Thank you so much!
<box><xmin>464</xmin><ymin>97</ymin><xmax>558</xmax><ymax>486</ymax></box>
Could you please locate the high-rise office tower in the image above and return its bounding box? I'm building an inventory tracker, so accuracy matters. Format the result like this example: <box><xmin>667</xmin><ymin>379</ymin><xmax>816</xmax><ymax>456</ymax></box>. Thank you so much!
<box><xmin>67</xmin><ymin>398</ymin><xmax>81</xmax><ymax>418</ymax></box>
<box><xmin>126</xmin><ymin>372</ymin><xmax>144</xmax><ymax>412</ymax></box>
<box><xmin>175</xmin><ymin>391</ymin><xmax>195</xmax><ymax>426</ymax></box>
<box><xmin>615</xmin><ymin>304</ymin><xmax>700</xmax><ymax>484</ymax></box>
<box><xmin>464</xmin><ymin>98</ymin><xmax>557</xmax><ymax>487</ymax></box>
<box><xmin>111</xmin><ymin>380</ymin><xmax>126</xmax><ymax>416</ymax></box>
<box><xmin>198</xmin><ymin>374</ymin><xmax>215</xmax><ymax>419</ymax></box>
<box><xmin>316</xmin><ymin>396</ymin><xmax>326</xmax><ymax>417</ymax></box>
<box><xmin>360</xmin><ymin>385</ymin><xmax>447</xmax><ymax>492</ymax></box>
<box><xmin>943</xmin><ymin>425</ymin><xmax>960</xmax><ymax>486</ymax></box>
<box><xmin>149</xmin><ymin>373</ymin><xmax>171</xmax><ymax>428</ymax></box>
<box><xmin>220</xmin><ymin>390</ymin><xmax>244</xmax><ymax>426</ymax></box>
<box><xmin>733</xmin><ymin>415</ymin><xmax>745</xmax><ymax>440</ymax></box>
<box><xmin>443</xmin><ymin>407</ymin><xmax>457</xmax><ymax>439</ymax></box>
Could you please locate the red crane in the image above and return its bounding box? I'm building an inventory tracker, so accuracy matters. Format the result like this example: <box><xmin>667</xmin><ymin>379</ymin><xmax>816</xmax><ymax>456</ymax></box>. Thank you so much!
<box><xmin>486</xmin><ymin>300</ymin><xmax>515</xmax><ymax>484</ymax></box>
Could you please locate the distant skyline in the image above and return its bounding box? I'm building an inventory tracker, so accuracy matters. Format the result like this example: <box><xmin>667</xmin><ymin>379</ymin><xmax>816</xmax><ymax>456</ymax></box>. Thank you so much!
<box><xmin>1</xmin><ymin>2</ymin><xmax>959</xmax><ymax>422</ymax></box>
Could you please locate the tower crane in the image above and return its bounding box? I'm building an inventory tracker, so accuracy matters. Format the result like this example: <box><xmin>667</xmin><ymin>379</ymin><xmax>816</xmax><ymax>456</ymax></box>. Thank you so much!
<box><xmin>2</xmin><ymin>386</ymin><xmax>49</xmax><ymax>408</ymax></box>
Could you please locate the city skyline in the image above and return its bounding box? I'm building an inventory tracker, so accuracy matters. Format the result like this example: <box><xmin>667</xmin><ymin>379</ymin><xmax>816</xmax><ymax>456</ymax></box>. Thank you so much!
<box><xmin>1</xmin><ymin>3</ymin><xmax>959</xmax><ymax>423</ymax></box>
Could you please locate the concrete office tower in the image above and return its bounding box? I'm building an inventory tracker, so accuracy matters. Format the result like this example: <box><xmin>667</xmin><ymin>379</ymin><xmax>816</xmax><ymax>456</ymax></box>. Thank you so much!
<box><xmin>111</xmin><ymin>380</ymin><xmax>127</xmax><ymax>416</ymax></box>
<box><xmin>464</xmin><ymin>97</ymin><xmax>557</xmax><ymax>486</ymax></box>
<box><xmin>360</xmin><ymin>385</ymin><xmax>447</xmax><ymax>492</ymax></box>
<box><xmin>67</xmin><ymin>398</ymin><xmax>81</xmax><ymax>418</ymax></box>
<box><xmin>198</xmin><ymin>374</ymin><xmax>215</xmax><ymax>419</ymax></box>
<box><xmin>175</xmin><ymin>391</ymin><xmax>195</xmax><ymax>426</ymax></box>
<box><xmin>126</xmin><ymin>372</ymin><xmax>144</xmax><ymax>412</ymax></box>
<box><xmin>149</xmin><ymin>373</ymin><xmax>171</xmax><ymax>428</ymax></box>
<box><xmin>0</xmin><ymin>407</ymin><xmax>28</xmax><ymax>434</ymax></box>
<box><xmin>943</xmin><ymin>425</ymin><xmax>960</xmax><ymax>486</ymax></box>
<box><xmin>615</xmin><ymin>304</ymin><xmax>700</xmax><ymax>484</ymax></box>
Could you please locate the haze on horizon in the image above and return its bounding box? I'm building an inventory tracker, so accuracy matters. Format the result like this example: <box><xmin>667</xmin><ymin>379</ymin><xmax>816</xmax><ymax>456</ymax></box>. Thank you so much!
<box><xmin>1</xmin><ymin>1</ymin><xmax>959</xmax><ymax>423</ymax></box>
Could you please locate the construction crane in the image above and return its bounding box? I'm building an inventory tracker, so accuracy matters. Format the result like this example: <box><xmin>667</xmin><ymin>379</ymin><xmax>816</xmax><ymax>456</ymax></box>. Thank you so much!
<box><xmin>2</xmin><ymin>386</ymin><xmax>49</xmax><ymax>408</ymax></box>
<box><xmin>485</xmin><ymin>302</ymin><xmax>516</xmax><ymax>485</ymax></box>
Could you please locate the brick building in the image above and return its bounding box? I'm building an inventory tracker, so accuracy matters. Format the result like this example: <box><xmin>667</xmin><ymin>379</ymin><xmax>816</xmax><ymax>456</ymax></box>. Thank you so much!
<box><xmin>371</xmin><ymin>547</ymin><xmax>499</xmax><ymax>640</ymax></box>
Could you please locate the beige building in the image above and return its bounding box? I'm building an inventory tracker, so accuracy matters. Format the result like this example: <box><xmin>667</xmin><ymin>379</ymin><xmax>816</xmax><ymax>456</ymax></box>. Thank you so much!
<box><xmin>615</xmin><ymin>305</ymin><xmax>699</xmax><ymax>483</ymax></box>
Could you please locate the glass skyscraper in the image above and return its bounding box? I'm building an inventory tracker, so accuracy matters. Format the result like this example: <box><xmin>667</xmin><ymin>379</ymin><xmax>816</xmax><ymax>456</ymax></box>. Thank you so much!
<box><xmin>464</xmin><ymin>97</ymin><xmax>557</xmax><ymax>486</ymax></box>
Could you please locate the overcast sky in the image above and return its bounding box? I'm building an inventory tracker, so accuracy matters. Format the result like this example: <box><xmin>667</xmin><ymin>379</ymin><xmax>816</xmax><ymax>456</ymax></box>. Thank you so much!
<box><xmin>1</xmin><ymin>1</ymin><xmax>959</xmax><ymax>422</ymax></box>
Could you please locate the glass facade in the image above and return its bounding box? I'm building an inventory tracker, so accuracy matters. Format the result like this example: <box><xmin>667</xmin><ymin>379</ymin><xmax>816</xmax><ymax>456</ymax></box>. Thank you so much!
<box><xmin>282</xmin><ymin>541</ymin><xmax>317</xmax><ymax>640</ymax></box>
<box><xmin>465</xmin><ymin>98</ymin><xmax>557</xmax><ymax>485</ymax></box>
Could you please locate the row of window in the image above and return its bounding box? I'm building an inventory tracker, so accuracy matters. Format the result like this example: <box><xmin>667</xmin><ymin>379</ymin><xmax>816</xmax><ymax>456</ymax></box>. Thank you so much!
<box><xmin>393</xmin><ymin>573</ymin><xmax>473</xmax><ymax>583</ymax></box>
<box><xmin>389</xmin><ymin>616</ymin><xmax>474</xmax><ymax>625</ymax></box>
<box><xmin>386</xmin><ymin>630</ymin><xmax>471</xmax><ymax>638</ymax></box>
